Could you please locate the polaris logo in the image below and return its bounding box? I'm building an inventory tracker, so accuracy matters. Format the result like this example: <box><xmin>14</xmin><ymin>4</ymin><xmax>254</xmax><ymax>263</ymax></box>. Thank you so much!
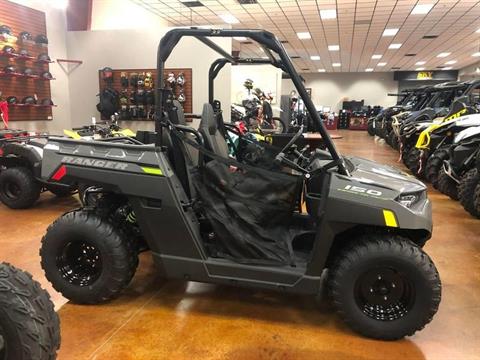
<box><xmin>61</xmin><ymin>156</ymin><xmax>129</xmax><ymax>170</ymax></box>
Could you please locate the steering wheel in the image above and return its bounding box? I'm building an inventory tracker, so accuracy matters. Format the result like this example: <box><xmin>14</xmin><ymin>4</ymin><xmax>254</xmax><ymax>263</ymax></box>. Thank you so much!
<box><xmin>274</xmin><ymin>125</ymin><xmax>304</xmax><ymax>167</ymax></box>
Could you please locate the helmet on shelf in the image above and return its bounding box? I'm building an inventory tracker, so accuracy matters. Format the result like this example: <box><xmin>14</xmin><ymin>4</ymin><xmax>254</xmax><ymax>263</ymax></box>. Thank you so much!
<box><xmin>0</xmin><ymin>25</ymin><xmax>12</xmax><ymax>35</ymax></box>
<box><xmin>19</xmin><ymin>31</ymin><xmax>33</xmax><ymax>41</ymax></box>
<box><xmin>40</xmin><ymin>98</ymin><xmax>54</xmax><ymax>106</ymax></box>
<box><xmin>40</xmin><ymin>71</ymin><xmax>54</xmax><ymax>80</ymax></box>
<box><xmin>21</xmin><ymin>96</ymin><xmax>37</xmax><ymax>105</ymax></box>
<box><xmin>243</xmin><ymin>78</ymin><xmax>254</xmax><ymax>90</ymax></box>
<box><xmin>6</xmin><ymin>96</ymin><xmax>18</xmax><ymax>104</ymax></box>
<box><xmin>2</xmin><ymin>45</ymin><xmax>15</xmax><ymax>54</ymax></box>
<box><xmin>23</xmin><ymin>68</ymin><xmax>35</xmax><ymax>76</ymax></box>
<box><xmin>35</xmin><ymin>34</ymin><xmax>48</xmax><ymax>44</ymax></box>
<box><xmin>18</xmin><ymin>48</ymin><xmax>29</xmax><ymax>57</ymax></box>
<box><xmin>37</xmin><ymin>53</ymin><xmax>51</xmax><ymax>62</ymax></box>
<box><xmin>3</xmin><ymin>65</ymin><xmax>16</xmax><ymax>74</ymax></box>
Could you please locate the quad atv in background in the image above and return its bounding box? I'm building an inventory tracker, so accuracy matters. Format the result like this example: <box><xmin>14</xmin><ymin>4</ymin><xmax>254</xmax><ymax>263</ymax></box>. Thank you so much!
<box><xmin>40</xmin><ymin>28</ymin><xmax>441</xmax><ymax>340</ymax></box>
<box><xmin>0</xmin><ymin>262</ymin><xmax>60</xmax><ymax>360</ymax></box>
<box><xmin>0</xmin><ymin>134</ymin><xmax>76</xmax><ymax>209</ymax></box>
<box><xmin>435</xmin><ymin>126</ymin><xmax>480</xmax><ymax>202</ymax></box>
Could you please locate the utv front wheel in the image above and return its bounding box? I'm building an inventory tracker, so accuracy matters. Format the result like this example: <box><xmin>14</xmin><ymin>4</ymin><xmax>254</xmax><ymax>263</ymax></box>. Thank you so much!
<box><xmin>40</xmin><ymin>210</ymin><xmax>139</xmax><ymax>304</ymax></box>
<box><xmin>0</xmin><ymin>167</ymin><xmax>41</xmax><ymax>209</ymax></box>
<box><xmin>437</xmin><ymin>171</ymin><xmax>458</xmax><ymax>200</ymax></box>
<box><xmin>328</xmin><ymin>235</ymin><xmax>441</xmax><ymax>340</ymax></box>
<box><xmin>458</xmin><ymin>169</ymin><xmax>480</xmax><ymax>218</ymax></box>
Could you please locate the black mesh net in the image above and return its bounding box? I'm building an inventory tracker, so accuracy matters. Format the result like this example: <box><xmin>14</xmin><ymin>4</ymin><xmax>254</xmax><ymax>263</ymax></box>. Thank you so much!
<box><xmin>193</xmin><ymin>159</ymin><xmax>302</xmax><ymax>265</ymax></box>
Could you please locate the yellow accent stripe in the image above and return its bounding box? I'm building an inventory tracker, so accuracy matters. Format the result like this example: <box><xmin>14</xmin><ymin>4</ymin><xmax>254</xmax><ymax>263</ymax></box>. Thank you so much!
<box><xmin>383</xmin><ymin>209</ymin><xmax>398</xmax><ymax>227</ymax></box>
<box><xmin>141</xmin><ymin>167</ymin><xmax>163</xmax><ymax>176</ymax></box>
<box><xmin>63</xmin><ymin>129</ymin><xmax>82</xmax><ymax>140</ymax></box>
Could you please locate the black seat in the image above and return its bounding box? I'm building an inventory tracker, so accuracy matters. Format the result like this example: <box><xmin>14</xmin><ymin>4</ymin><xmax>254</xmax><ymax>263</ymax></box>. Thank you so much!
<box><xmin>199</xmin><ymin>103</ymin><xmax>229</xmax><ymax>158</ymax></box>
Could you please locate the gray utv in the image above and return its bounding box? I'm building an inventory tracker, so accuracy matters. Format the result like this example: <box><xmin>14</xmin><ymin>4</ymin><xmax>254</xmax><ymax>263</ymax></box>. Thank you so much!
<box><xmin>39</xmin><ymin>28</ymin><xmax>441</xmax><ymax>340</ymax></box>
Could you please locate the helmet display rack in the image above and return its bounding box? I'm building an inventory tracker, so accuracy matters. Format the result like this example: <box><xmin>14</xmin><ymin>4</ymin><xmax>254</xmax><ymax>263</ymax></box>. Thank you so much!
<box><xmin>98</xmin><ymin>68</ymin><xmax>192</xmax><ymax>121</ymax></box>
<box><xmin>0</xmin><ymin>0</ymin><xmax>54</xmax><ymax>122</ymax></box>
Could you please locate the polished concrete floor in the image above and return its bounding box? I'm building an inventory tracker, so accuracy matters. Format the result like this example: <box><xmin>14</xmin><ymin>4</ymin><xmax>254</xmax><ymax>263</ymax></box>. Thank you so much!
<box><xmin>1</xmin><ymin>130</ymin><xmax>479</xmax><ymax>359</ymax></box>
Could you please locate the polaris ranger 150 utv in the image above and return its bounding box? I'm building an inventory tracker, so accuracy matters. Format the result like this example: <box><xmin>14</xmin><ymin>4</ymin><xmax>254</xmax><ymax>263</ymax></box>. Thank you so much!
<box><xmin>39</xmin><ymin>28</ymin><xmax>441</xmax><ymax>340</ymax></box>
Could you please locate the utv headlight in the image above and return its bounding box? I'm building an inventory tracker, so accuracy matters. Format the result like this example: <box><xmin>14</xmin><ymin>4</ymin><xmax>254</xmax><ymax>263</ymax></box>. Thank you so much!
<box><xmin>397</xmin><ymin>192</ymin><xmax>422</xmax><ymax>208</ymax></box>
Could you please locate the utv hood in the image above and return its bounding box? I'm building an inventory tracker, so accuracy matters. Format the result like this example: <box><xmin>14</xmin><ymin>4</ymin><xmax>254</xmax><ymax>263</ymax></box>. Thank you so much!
<box><xmin>346</xmin><ymin>156</ymin><xmax>426</xmax><ymax>194</ymax></box>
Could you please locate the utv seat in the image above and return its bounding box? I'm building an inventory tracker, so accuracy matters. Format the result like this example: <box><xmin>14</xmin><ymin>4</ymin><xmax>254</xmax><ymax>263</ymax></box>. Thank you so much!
<box><xmin>199</xmin><ymin>103</ymin><xmax>229</xmax><ymax>158</ymax></box>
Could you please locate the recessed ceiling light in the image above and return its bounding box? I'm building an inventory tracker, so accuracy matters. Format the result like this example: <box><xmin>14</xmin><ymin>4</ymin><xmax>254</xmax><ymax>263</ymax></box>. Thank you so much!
<box><xmin>422</xmin><ymin>35</ymin><xmax>438</xmax><ymax>39</ymax></box>
<box><xmin>365</xmin><ymin>68</ymin><xmax>374</xmax><ymax>72</ymax></box>
<box><xmin>389</xmin><ymin>43</ymin><xmax>402</xmax><ymax>49</ymax></box>
<box><xmin>415</xmin><ymin>61</ymin><xmax>426</xmax><ymax>65</ymax></box>
<box><xmin>291</xmin><ymin>55</ymin><xmax>301</xmax><ymax>59</ymax></box>
<box><xmin>437</xmin><ymin>52</ymin><xmax>451</xmax><ymax>58</ymax></box>
<box><xmin>443</xmin><ymin>67</ymin><xmax>453</xmax><ymax>70</ymax></box>
<box><xmin>377</xmin><ymin>62</ymin><xmax>387</xmax><ymax>67</ymax></box>
<box><xmin>237</xmin><ymin>0</ymin><xmax>258</xmax><ymax>4</ymax></box>
<box><xmin>318</xmin><ymin>69</ymin><xmax>326</xmax><ymax>72</ymax></box>
<box><xmin>320</xmin><ymin>9</ymin><xmax>337</xmax><ymax>19</ymax></box>
<box><xmin>332</xmin><ymin>63</ymin><xmax>341</xmax><ymax>67</ymax></box>
<box><xmin>416</xmin><ymin>67</ymin><xmax>425</xmax><ymax>71</ymax></box>
<box><xmin>310</xmin><ymin>55</ymin><xmax>321</xmax><ymax>60</ymax></box>
<box><xmin>372</xmin><ymin>54</ymin><xmax>382</xmax><ymax>59</ymax></box>
<box><xmin>476</xmin><ymin>28</ymin><xmax>480</xmax><ymax>33</ymax></box>
<box><xmin>219</xmin><ymin>13</ymin><xmax>239</xmax><ymax>24</ymax></box>
<box><xmin>445</xmin><ymin>60</ymin><xmax>457</xmax><ymax>65</ymax></box>
<box><xmin>297</xmin><ymin>32</ymin><xmax>311</xmax><ymax>40</ymax></box>
<box><xmin>404</xmin><ymin>54</ymin><xmax>416</xmax><ymax>57</ymax></box>
<box><xmin>411</xmin><ymin>4</ymin><xmax>433</xmax><ymax>15</ymax></box>
<box><xmin>473</xmin><ymin>52</ymin><xmax>480</xmax><ymax>57</ymax></box>
<box><xmin>181</xmin><ymin>1</ymin><xmax>204</xmax><ymax>7</ymax></box>
<box><xmin>233</xmin><ymin>36</ymin><xmax>247</xmax><ymax>41</ymax></box>
<box><xmin>382</xmin><ymin>28</ymin><xmax>398</xmax><ymax>37</ymax></box>
<box><xmin>328</xmin><ymin>45</ymin><xmax>339</xmax><ymax>51</ymax></box>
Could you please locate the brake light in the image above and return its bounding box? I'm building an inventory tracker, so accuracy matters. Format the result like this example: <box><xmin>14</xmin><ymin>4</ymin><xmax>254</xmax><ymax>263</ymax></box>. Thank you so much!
<box><xmin>51</xmin><ymin>165</ymin><xmax>67</xmax><ymax>181</ymax></box>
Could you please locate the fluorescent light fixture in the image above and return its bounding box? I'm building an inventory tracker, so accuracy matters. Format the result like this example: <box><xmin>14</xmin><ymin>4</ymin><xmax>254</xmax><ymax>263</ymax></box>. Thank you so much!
<box><xmin>411</xmin><ymin>4</ymin><xmax>433</xmax><ymax>15</ymax></box>
<box><xmin>415</xmin><ymin>67</ymin><xmax>425</xmax><ymax>71</ymax></box>
<box><xmin>332</xmin><ymin>63</ymin><xmax>341</xmax><ymax>67</ymax></box>
<box><xmin>382</xmin><ymin>28</ymin><xmax>399</xmax><ymax>37</ymax></box>
<box><xmin>477</xmin><ymin>28</ymin><xmax>480</xmax><ymax>33</ymax></box>
<box><xmin>443</xmin><ymin>67</ymin><xmax>453</xmax><ymax>70</ymax></box>
<box><xmin>328</xmin><ymin>45</ymin><xmax>340</xmax><ymax>51</ymax></box>
<box><xmin>445</xmin><ymin>60</ymin><xmax>457</xmax><ymax>65</ymax></box>
<box><xmin>365</xmin><ymin>68</ymin><xmax>374</xmax><ymax>72</ymax></box>
<box><xmin>415</xmin><ymin>61</ymin><xmax>426</xmax><ymax>65</ymax></box>
<box><xmin>297</xmin><ymin>32</ymin><xmax>311</xmax><ymax>40</ymax></box>
<box><xmin>233</xmin><ymin>36</ymin><xmax>247</xmax><ymax>41</ymax></box>
<box><xmin>310</xmin><ymin>55</ymin><xmax>321</xmax><ymax>60</ymax></box>
<box><xmin>437</xmin><ymin>52</ymin><xmax>451</xmax><ymax>57</ymax></box>
<box><xmin>371</xmin><ymin>54</ymin><xmax>382</xmax><ymax>59</ymax></box>
<box><xmin>473</xmin><ymin>52</ymin><xmax>480</xmax><ymax>57</ymax></box>
<box><xmin>320</xmin><ymin>9</ymin><xmax>337</xmax><ymax>19</ymax></box>
<box><xmin>318</xmin><ymin>68</ymin><xmax>326</xmax><ymax>72</ymax></box>
<box><xmin>388</xmin><ymin>43</ymin><xmax>402</xmax><ymax>49</ymax></box>
<box><xmin>377</xmin><ymin>62</ymin><xmax>387</xmax><ymax>67</ymax></box>
<box><xmin>219</xmin><ymin>13</ymin><xmax>239</xmax><ymax>24</ymax></box>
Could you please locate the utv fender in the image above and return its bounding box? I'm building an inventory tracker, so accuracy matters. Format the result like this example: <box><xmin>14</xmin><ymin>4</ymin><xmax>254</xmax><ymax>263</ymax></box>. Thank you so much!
<box><xmin>0</xmin><ymin>143</ymin><xmax>42</xmax><ymax>177</ymax></box>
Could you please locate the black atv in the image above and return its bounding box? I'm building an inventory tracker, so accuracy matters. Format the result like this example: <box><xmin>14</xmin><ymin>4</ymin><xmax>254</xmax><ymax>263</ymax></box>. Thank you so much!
<box><xmin>0</xmin><ymin>135</ymin><xmax>76</xmax><ymax>209</ymax></box>
<box><xmin>0</xmin><ymin>262</ymin><xmax>60</xmax><ymax>360</ymax></box>
<box><xmin>436</xmin><ymin>126</ymin><xmax>480</xmax><ymax>203</ymax></box>
<box><xmin>39</xmin><ymin>28</ymin><xmax>441</xmax><ymax>340</ymax></box>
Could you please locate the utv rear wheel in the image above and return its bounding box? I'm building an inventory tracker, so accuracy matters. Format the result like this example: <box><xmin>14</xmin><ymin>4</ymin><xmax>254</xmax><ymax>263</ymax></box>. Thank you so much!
<box><xmin>0</xmin><ymin>263</ymin><xmax>60</xmax><ymax>360</ymax></box>
<box><xmin>328</xmin><ymin>235</ymin><xmax>441</xmax><ymax>340</ymax></box>
<box><xmin>425</xmin><ymin>148</ymin><xmax>449</xmax><ymax>188</ymax></box>
<box><xmin>437</xmin><ymin>170</ymin><xmax>458</xmax><ymax>200</ymax></box>
<box><xmin>473</xmin><ymin>183</ymin><xmax>480</xmax><ymax>218</ymax></box>
<box><xmin>458</xmin><ymin>169</ymin><xmax>480</xmax><ymax>218</ymax></box>
<box><xmin>0</xmin><ymin>167</ymin><xmax>41</xmax><ymax>209</ymax></box>
<box><xmin>40</xmin><ymin>210</ymin><xmax>139</xmax><ymax>304</ymax></box>
<box><xmin>367</xmin><ymin>121</ymin><xmax>375</xmax><ymax>136</ymax></box>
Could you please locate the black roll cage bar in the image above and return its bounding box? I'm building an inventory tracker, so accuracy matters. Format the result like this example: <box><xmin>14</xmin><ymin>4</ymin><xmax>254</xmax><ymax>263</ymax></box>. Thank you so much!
<box><xmin>155</xmin><ymin>28</ymin><xmax>347</xmax><ymax>175</ymax></box>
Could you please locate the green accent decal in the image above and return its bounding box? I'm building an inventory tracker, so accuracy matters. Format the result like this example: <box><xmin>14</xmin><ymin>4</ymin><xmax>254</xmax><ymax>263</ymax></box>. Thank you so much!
<box><xmin>141</xmin><ymin>167</ymin><xmax>163</xmax><ymax>176</ymax></box>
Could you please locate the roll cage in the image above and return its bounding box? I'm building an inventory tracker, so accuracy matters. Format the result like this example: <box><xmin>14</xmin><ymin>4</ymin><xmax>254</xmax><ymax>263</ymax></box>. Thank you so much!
<box><xmin>154</xmin><ymin>28</ymin><xmax>348</xmax><ymax>175</ymax></box>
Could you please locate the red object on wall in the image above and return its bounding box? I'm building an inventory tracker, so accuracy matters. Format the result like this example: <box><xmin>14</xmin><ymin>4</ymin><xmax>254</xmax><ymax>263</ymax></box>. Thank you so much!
<box><xmin>67</xmin><ymin>0</ymin><xmax>92</xmax><ymax>31</ymax></box>
<box><xmin>0</xmin><ymin>100</ymin><xmax>8</xmax><ymax>128</ymax></box>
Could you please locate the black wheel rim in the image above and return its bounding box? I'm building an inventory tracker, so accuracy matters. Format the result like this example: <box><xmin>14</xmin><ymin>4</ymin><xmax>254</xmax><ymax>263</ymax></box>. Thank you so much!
<box><xmin>354</xmin><ymin>267</ymin><xmax>415</xmax><ymax>321</ymax></box>
<box><xmin>0</xmin><ymin>323</ymin><xmax>6</xmax><ymax>360</ymax></box>
<box><xmin>56</xmin><ymin>241</ymin><xmax>103</xmax><ymax>287</ymax></box>
<box><xmin>2</xmin><ymin>181</ymin><xmax>20</xmax><ymax>200</ymax></box>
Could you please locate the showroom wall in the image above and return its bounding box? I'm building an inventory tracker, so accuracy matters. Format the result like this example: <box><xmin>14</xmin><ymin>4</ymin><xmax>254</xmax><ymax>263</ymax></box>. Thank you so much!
<box><xmin>66</xmin><ymin>29</ymin><xmax>231</xmax><ymax>130</ymax></box>
<box><xmin>231</xmin><ymin>64</ymin><xmax>282</xmax><ymax>105</ymax></box>
<box><xmin>282</xmin><ymin>72</ymin><xmax>398</xmax><ymax>111</ymax></box>
<box><xmin>459</xmin><ymin>61</ymin><xmax>480</xmax><ymax>81</ymax></box>
<box><xmin>8</xmin><ymin>0</ymin><xmax>71</xmax><ymax>134</ymax></box>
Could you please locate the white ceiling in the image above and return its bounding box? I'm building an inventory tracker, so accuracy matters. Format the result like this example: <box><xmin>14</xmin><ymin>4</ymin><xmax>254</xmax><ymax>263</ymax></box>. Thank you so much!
<box><xmin>131</xmin><ymin>0</ymin><xmax>480</xmax><ymax>73</ymax></box>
